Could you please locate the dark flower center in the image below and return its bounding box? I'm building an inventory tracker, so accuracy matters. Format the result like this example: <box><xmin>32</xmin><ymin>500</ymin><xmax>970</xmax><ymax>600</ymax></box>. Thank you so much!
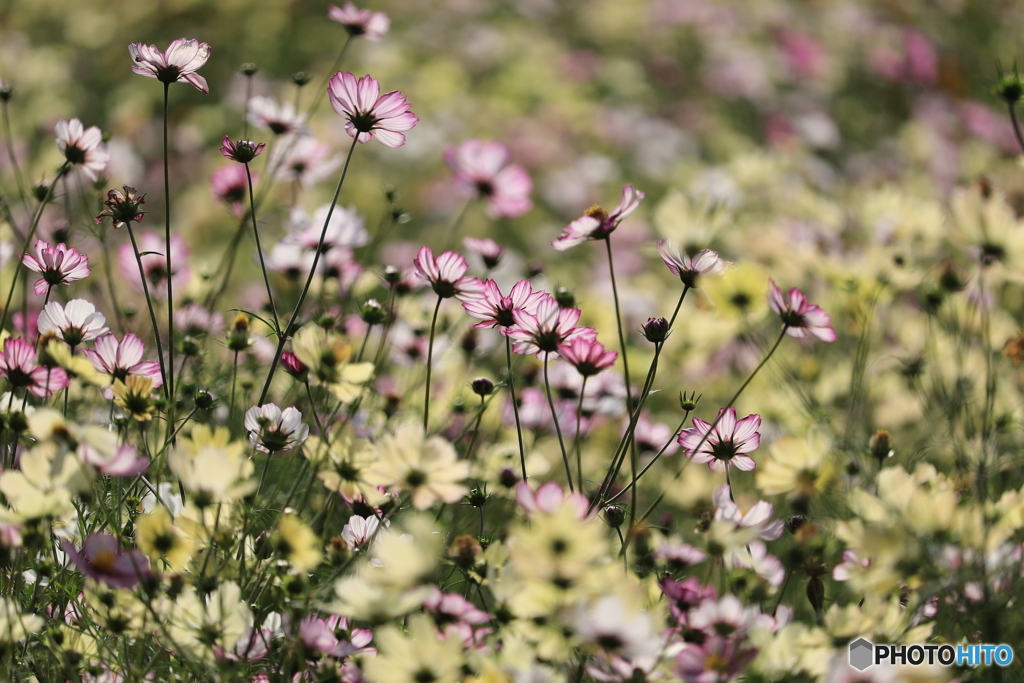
<box><xmin>475</xmin><ymin>180</ymin><xmax>494</xmax><ymax>198</ymax></box>
<box><xmin>349</xmin><ymin>111</ymin><xmax>379</xmax><ymax>134</ymax></box>
<box><xmin>155</xmin><ymin>66</ymin><xmax>184</xmax><ymax>84</ymax></box>
<box><xmin>779</xmin><ymin>310</ymin><xmax>804</xmax><ymax>328</ymax></box>
<box><xmin>710</xmin><ymin>439</ymin><xmax>737</xmax><ymax>462</ymax></box>
<box><xmin>63</xmin><ymin>145</ymin><xmax>87</xmax><ymax>165</ymax></box>
<box><xmin>269</xmin><ymin>121</ymin><xmax>290</xmax><ymax>135</ymax></box>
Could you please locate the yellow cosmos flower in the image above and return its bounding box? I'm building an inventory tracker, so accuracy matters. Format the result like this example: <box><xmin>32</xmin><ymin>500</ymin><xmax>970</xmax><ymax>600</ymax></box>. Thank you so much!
<box><xmin>366</xmin><ymin>422</ymin><xmax>470</xmax><ymax>510</ymax></box>
<box><xmin>274</xmin><ymin>513</ymin><xmax>322</xmax><ymax>573</ymax></box>
<box><xmin>756</xmin><ymin>430</ymin><xmax>835</xmax><ymax>502</ymax></box>
<box><xmin>292</xmin><ymin>323</ymin><xmax>374</xmax><ymax>403</ymax></box>
<box><xmin>136</xmin><ymin>505</ymin><xmax>195</xmax><ymax>571</ymax></box>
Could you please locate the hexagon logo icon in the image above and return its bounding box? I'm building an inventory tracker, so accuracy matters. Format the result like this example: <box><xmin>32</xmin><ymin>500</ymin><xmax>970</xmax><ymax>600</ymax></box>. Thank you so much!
<box><xmin>849</xmin><ymin>638</ymin><xmax>874</xmax><ymax>671</ymax></box>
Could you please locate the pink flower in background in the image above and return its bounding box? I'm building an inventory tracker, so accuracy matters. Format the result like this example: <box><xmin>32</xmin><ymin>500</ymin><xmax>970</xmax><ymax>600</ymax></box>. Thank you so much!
<box><xmin>22</xmin><ymin>240</ymin><xmax>91</xmax><ymax>296</ymax></box>
<box><xmin>463</xmin><ymin>237</ymin><xmax>505</xmax><ymax>269</ymax></box>
<box><xmin>80</xmin><ymin>443</ymin><xmax>149</xmax><ymax>478</ymax></box>
<box><xmin>211</xmin><ymin>164</ymin><xmax>252</xmax><ymax>216</ymax></box>
<box><xmin>327</xmin><ymin>72</ymin><xmax>418</xmax><ymax>148</ymax></box>
<box><xmin>558</xmin><ymin>338</ymin><xmax>618</xmax><ymax>377</ymax></box>
<box><xmin>247</xmin><ymin>97</ymin><xmax>308</xmax><ymax>136</ymax></box>
<box><xmin>462</xmin><ymin>279</ymin><xmax>544</xmax><ymax>329</ymax></box>
<box><xmin>412</xmin><ymin>247</ymin><xmax>485</xmax><ymax>300</ymax></box>
<box><xmin>656</xmin><ymin>240</ymin><xmax>726</xmax><ymax>288</ymax></box>
<box><xmin>903</xmin><ymin>28</ymin><xmax>938</xmax><ymax>87</ymax></box>
<box><xmin>328</xmin><ymin>2</ymin><xmax>390</xmax><ymax>40</ymax></box>
<box><xmin>55</xmin><ymin>119</ymin><xmax>109</xmax><ymax>181</ymax></box>
<box><xmin>767</xmin><ymin>280</ymin><xmax>836</xmax><ymax>342</ymax></box>
<box><xmin>128</xmin><ymin>38</ymin><xmax>211</xmax><ymax>94</ymax></box>
<box><xmin>444</xmin><ymin>139</ymin><xmax>533</xmax><ymax>219</ymax></box>
<box><xmin>118</xmin><ymin>232</ymin><xmax>190</xmax><ymax>298</ymax></box>
<box><xmin>83</xmin><ymin>333</ymin><xmax>164</xmax><ymax>400</ymax></box>
<box><xmin>0</xmin><ymin>337</ymin><xmax>69</xmax><ymax>397</ymax></box>
<box><xmin>678</xmin><ymin>407</ymin><xmax>762</xmax><ymax>472</ymax></box>
<box><xmin>552</xmin><ymin>184</ymin><xmax>645</xmax><ymax>251</ymax></box>
<box><xmin>61</xmin><ymin>533</ymin><xmax>150</xmax><ymax>589</ymax></box>
<box><xmin>514</xmin><ymin>481</ymin><xmax>590</xmax><ymax>519</ymax></box>
<box><xmin>271</xmin><ymin>135</ymin><xmax>341</xmax><ymax>187</ymax></box>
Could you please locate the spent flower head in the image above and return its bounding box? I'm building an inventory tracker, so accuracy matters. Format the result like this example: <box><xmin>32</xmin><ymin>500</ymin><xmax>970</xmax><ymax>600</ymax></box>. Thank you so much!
<box><xmin>128</xmin><ymin>38</ymin><xmax>211</xmax><ymax>94</ymax></box>
<box><xmin>95</xmin><ymin>185</ymin><xmax>146</xmax><ymax>229</ymax></box>
<box><xmin>219</xmin><ymin>136</ymin><xmax>265</xmax><ymax>163</ymax></box>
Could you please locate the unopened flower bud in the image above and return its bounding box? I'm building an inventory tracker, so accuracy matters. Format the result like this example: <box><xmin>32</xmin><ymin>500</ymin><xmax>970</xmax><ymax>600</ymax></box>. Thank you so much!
<box><xmin>360</xmin><ymin>299</ymin><xmax>386</xmax><ymax>325</ymax></box>
<box><xmin>448</xmin><ymin>534</ymin><xmax>482</xmax><ymax>570</ymax></box>
<box><xmin>554</xmin><ymin>287</ymin><xmax>575</xmax><ymax>308</ymax></box>
<box><xmin>603</xmin><ymin>505</ymin><xmax>626</xmax><ymax>528</ymax></box>
<box><xmin>0</xmin><ymin>83</ymin><xmax>12</xmax><ymax>102</ymax></box>
<box><xmin>498</xmin><ymin>468</ymin><xmax>519</xmax><ymax>488</ymax></box>
<box><xmin>679</xmin><ymin>391</ymin><xmax>701</xmax><ymax>411</ymax></box>
<box><xmin>642</xmin><ymin>317</ymin><xmax>669</xmax><ymax>343</ymax></box>
<box><xmin>382</xmin><ymin>265</ymin><xmax>402</xmax><ymax>285</ymax></box>
<box><xmin>466</xmin><ymin>489</ymin><xmax>488</xmax><ymax>508</ymax></box>
<box><xmin>292</xmin><ymin>71</ymin><xmax>311</xmax><ymax>86</ymax></box>
<box><xmin>869</xmin><ymin>430</ymin><xmax>893</xmax><ymax>465</ymax></box>
<box><xmin>993</xmin><ymin>69</ymin><xmax>1024</xmax><ymax>105</ymax></box>
<box><xmin>281</xmin><ymin>352</ymin><xmax>308</xmax><ymax>381</ymax></box>
<box><xmin>240</xmin><ymin>63</ymin><xmax>259</xmax><ymax>76</ymax></box>
<box><xmin>193</xmin><ymin>389</ymin><xmax>215</xmax><ymax>411</ymax></box>
<box><xmin>471</xmin><ymin>378</ymin><xmax>494</xmax><ymax>397</ymax></box>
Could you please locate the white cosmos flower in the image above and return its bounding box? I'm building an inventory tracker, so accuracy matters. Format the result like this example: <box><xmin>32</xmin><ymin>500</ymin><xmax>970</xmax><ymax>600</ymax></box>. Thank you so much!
<box><xmin>38</xmin><ymin>299</ymin><xmax>108</xmax><ymax>348</ymax></box>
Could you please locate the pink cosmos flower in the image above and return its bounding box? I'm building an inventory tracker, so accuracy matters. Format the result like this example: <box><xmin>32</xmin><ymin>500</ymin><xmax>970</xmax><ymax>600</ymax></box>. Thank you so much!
<box><xmin>211</xmin><ymin>164</ymin><xmax>252</xmax><ymax>217</ymax></box>
<box><xmin>462</xmin><ymin>279</ymin><xmax>544</xmax><ymax>330</ymax></box>
<box><xmin>38</xmin><ymin>300</ymin><xmax>109</xmax><ymax>349</ymax></box>
<box><xmin>656</xmin><ymin>240</ymin><xmax>726</xmax><ymax>288</ymax></box>
<box><xmin>677</xmin><ymin>407</ymin><xmax>761</xmax><ymax>472</ymax></box>
<box><xmin>55</xmin><ymin>119</ymin><xmax>109</xmax><ymax>181</ymax></box>
<box><xmin>327</xmin><ymin>72</ymin><xmax>418</xmax><ymax>148</ymax></box>
<box><xmin>558</xmin><ymin>338</ymin><xmax>618</xmax><ymax>377</ymax></box>
<box><xmin>285</xmin><ymin>204</ymin><xmax>368</xmax><ymax>252</ymax></box>
<box><xmin>552</xmin><ymin>184</ymin><xmax>645</xmax><ymax>251</ymax></box>
<box><xmin>22</xmin><ymin>240</ymin><xmax>91</xmax><ymax>297</ymax></box>
<box><xmin>128</xmin><ymin>38</ymin><xmax>211</xmax><ymax>94</ymax></box>
<box><xmin>514</xmin><ymin>481</ymin><xmax>590</xmax><ymax>519</ymax></box>
<box><xmin>767</xmin><ymin>280</ymin><xmax>836</xmax><ymax>342</ymax></box>
<box><xmin>247</xmin><ymin>96</ymin><xmax>307</xmax><ymax>136</ymax></box>
<box><xmin>713</xmin><ymin>485</ymin><xmax>784</xmax><ymax>540</ymax></box>
<box><xmin>271</xmin><ymin>135</ymin><xmax>342</xmax><ymax>187</ymax></box>
<box><xmin>412</xmin><ymin>247</ymin><xmax>485</xmax><ymax>300</ymax></box>
<box><xmin>118</xmin><ymin>232</ymin><xmax>190</xmax><ymax>298</ymax></box>
<box><xmin>328</xmin><ymin>2</ymin><xmax>390</xmax><ymax>40</ymax></box>
<box><xmin>506</xmin><ymin>294</ymin><xmax>597</xmax><ymax>356</ymax></box>
<box><xmin>61</xmin><ymin>533</ymin><xmax>150</xmax><ymax>589</ymax></box>
<box><xmin>0</xmin><ymin>337</ymin><xmax>69</xmax><ymax>397</ymax></box>
<box><xmin>220</xmin><ymin>136</ymin><xmax>265</xmax><ymax>163</ymax></box>
<box><xmin>80</xmin><ymin>443</ymin><xmax>149</xmax><ymax>478</ymax></box>
<box><xmin>444</xmin><ymin>139</ymin><xmax>533</xmax><ymax>219</ymax></box>
<box><xmin>463</xmin><ymin>237</ymin><xmax>505</xmax><ymax>269</ymax></box>
<box><xmin>82</xmin><ymin>333</ymin><xmax>164</xmax><ymax>400</ymax></box>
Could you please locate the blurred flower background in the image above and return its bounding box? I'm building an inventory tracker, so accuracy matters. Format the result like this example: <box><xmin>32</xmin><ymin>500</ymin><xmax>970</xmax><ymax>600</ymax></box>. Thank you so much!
<box><xmin>1</xmin><ymin>0</ymin><xmax>1024</xmax><ymax>681</ymax></box>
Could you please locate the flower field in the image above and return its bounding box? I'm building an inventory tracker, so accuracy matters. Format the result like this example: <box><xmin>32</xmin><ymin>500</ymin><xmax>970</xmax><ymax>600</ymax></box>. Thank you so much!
<box><xmin>0</xmin><ymin>0</ymin><xmax>1023</xmax><ymax>681</ymax></box>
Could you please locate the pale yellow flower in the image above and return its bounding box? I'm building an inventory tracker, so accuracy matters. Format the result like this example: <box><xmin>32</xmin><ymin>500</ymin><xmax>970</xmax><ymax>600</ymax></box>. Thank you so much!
<box><xmin>756</xmin><ymin>429</ymin><xmax>835</xmax><ymax>501</ymax></box>
<box><xmin>363</xmin><ymin>614</ymin><xmax>465</xmax><ymax>683</ymax></box>
<box><xmin>136</xmin><ymin>505</ymin><xmax>195</xmax><ymax>571</ymax></box>
<box><xmin>292</xmin><ymin>323</ymin><xmax>374</xmax><ymax>402</ymax></box>
<box><xmin>366</xmin><ymin>422</ymin><xmax>469</xmax><ymax>510</ymax></box>
<box><xmin>275</xmin><ymin>513</ymin><xmax>322</xmax><ymax>573</ymax></box>
<box><xmin>168</xmin><ymin>425</ymin><xmax>255</xmax><ymax>505</ymax></box>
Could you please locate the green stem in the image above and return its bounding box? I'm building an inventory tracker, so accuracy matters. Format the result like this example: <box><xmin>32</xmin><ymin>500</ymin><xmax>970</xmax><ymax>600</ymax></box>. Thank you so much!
<box><xmin>506</xmin><ymin>337</ymin><xmax>527</xmax><ymax>482</ymax></box>
<box><xmin>606</xmin><ymin>410</ymin><xmax>688</xmax><ymax>505</ymax></box>
<box><xmin>256</xmin><ymin>135</ymin><xmax>360</xmax><ymax>407</ymax></box>
<box><xmin>574</xmin><ymin>377</ymin><xmax>587</xmax><ymax>493</ymax></box>
<box><xmin>245</xmin><ymin>162</ymin><xmax>280</xmax><ymax>334</ymax></box>
<box><xmin>162</xmin><ymin>81</ymin><xmax>175</xmax><ymax>405</ymax></box>
<box><xmin>125</xmin><ymin>220</ymin><xmax>169</xmax><ymax>400</ymax></box>
<box><xmin>423</xmin><ymin>295</ymin><xmax>443</xmax><ymax>431</ymax></box>
<box><xmin>543</xmin><ymin>351</ymin><xmax>573</xmax><ymax>492</ymax></box>
<box><xmin>0</xmin><ymin>162</ymin><xmax>68</xmax><ymax>334</ymax></box>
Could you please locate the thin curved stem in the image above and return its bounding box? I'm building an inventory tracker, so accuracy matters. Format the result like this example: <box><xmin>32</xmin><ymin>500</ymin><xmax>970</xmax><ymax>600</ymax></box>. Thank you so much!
<box><xmin>125</xmin><ymin>220</ymin><xmax>169</xmax><ymax>400</ymax></box>
<box><xmin>256</xmin><ymin>135</ymin><xmax>360</xmax><ymax>407</ymax></box>
<box><xmin>307</xmin><ymin>36</ymin><xmax>352</xmax><ymax>120</ymax></box>
<box><xmin>574</xmin><ymin>377</ymin><xmax>587</xmax><ymax>493</ymax></box>
<box><xmin>506</xmin><ymin>336</ymin><xmax>527</xmax><ymax>481</ymax></box>
<box><xmin>606</xmin><ymin>410</ymin><xmax>688</xmax><ymax>505</ymax></box>
<box><xmin>1</xmin><ymin>101</ymin><xmax>28</xmax><ymax>217</ymax></box>
<box><xmin>668</xmin><ymin>285</ymin><xmax>690</xmax><ymax>330</ymax></box>
<box><xmin>162</xmin><ymin>82</ymin><xmax>175</xmax><ymax>405</ymax></box>
<box><xmin>543</xmin><ymin>351</ymin><xmax>574</xmax><ymax>492</ymax></box>
<box><xmin>0</xmin><ymin>161</ymin><xmax>68</xmax><ymax>334</ymax></box>
<box><xmin>244</xmin><ymin>162</ymin><xmax>280</xmax><ymax>334</ymax></box>
<box><xmin>1009</xmin><ymin>104</ymin><xmax>1024</xmax><ymax>156</ymax></box>
<box><xmin>423</xmin><ymin>295</ymin><xmax>443</xmax><ymax>431</ymax></box>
